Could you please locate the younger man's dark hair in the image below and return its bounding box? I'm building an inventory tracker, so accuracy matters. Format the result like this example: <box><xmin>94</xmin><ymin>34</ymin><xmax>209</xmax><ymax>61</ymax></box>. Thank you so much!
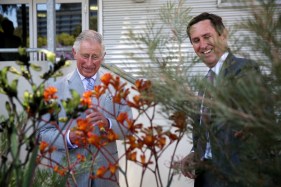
<box><xmin>186</xmin><ymin>12</ymin><xmax>225</xmax><ymax>42</ymax></box>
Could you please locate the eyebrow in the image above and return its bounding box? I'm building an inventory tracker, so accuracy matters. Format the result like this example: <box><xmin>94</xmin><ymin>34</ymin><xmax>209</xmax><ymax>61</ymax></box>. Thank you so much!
<box><xmin>192</xmin><ymin>33</ymin><xmax>212</xmax><ymax>40</ymax></box>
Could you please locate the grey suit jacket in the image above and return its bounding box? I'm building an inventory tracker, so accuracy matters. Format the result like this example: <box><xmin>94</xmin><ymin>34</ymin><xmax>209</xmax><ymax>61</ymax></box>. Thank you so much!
<box><xmin>38</xmin><ymin>69</ymin><xmax>133</xmax><ymax>187</ymax></box>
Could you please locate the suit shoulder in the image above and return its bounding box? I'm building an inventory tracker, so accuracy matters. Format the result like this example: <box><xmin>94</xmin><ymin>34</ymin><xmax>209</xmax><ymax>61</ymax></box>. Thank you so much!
<box><xmin>233</xmin><ymin>54</ymin><xmax>257</xmax><ymax>66</ymax></box>
<box><xmin>45</xmin><ymin>71</ymin><xmax>74</xmax><ymax>87</ymax></box>
<box><xmin>231</xmin><ymin>55</ymin><xmax>260</xmax><ymax>73</ymax></box>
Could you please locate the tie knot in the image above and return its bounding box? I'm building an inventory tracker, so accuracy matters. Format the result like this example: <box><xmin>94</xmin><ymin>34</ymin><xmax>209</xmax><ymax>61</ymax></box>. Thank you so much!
<box><xmin>207</xmin><ymin>69</ymin><xmax>215</xmax><ymax>84</ymax></box>
<box><xmin>85</xmin><ymin>78</ymin><xmax>94</xmax><ymax>90</ymax></box>
<box><xmin>85</xmin><ymin>77</ymin><xmax>92</xmax><ymax>82</ymax></box>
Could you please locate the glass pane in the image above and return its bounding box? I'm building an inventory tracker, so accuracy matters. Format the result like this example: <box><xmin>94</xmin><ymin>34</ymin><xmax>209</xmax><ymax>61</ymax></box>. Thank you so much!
<box><xmin>89</xmin><ymin>0</ymin><xmax>98</xmax><ymax>31</ymax></box>
<box><xmin>36</xmin><ymin>3</ymin><xmax>82</xmax><ymax>60</ymax></box>
<box><xmin>0</xmin><ymin>4</ymin><xmax>29</xmax><ymax>61</ymax></box>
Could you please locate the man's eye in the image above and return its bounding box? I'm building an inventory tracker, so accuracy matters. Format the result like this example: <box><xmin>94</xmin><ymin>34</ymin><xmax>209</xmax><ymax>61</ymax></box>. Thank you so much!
<box><xmin>204</xmin><ymin>35</ymin><xmax>211</xmax><ymax>40</ymax></box>
<box><xmin>82</xmin><ymin>55</ymin><xmax>89</xmax><ymax>59</ymax></box>
<box><xmin>92</xmin><ymin>56</ymin><xmax>98</xmax><ymax>60</ymax></box>
<box><xmin>192</xmin><ymin>39</ymin><xmax>199</xmax><ymax>44</ymax></box>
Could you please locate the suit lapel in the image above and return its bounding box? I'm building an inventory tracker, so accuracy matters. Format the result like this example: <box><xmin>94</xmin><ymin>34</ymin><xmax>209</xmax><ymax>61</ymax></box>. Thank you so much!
<box><xmin>92</xmin><ymin>72</ymin><xmax>101</xmax><ymax>106</ymax></box>
<box><xmin>67</xmin><ymin>70</ymin><xmax>85</xmax><ymax>96</ymax></box>
<box><xmin>219</xmin><ymin>52</ymin><xmax>244</xmax><ymax>79</ymax></box>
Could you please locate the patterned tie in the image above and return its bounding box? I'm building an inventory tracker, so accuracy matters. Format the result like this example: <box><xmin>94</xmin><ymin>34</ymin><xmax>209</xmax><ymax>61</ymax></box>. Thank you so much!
<box><xmin>202</xmin><ymin>69</ymin><xmax>215</xmax><ymax>123</ymax></box>
<box><xmin>198</xmin><ymin>69</ymin><xmax>216</xmax><ymax>159</ymax></box>
<box><xmin>206</xmin><ymin>69</ymin><xmax>215</xmax><ymax>85</ymax></box>
<box><xmin>85</xmin><ymin>78</ymin><xmax>94</xmax><ymax>91</ymax></box>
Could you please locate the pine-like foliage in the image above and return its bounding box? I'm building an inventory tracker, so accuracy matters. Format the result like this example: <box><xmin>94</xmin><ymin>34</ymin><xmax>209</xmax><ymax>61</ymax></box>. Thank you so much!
<box><xmin>126</xmin><ymin>0</ymin><xmax>281</xmax><ymax>186</ymax></box>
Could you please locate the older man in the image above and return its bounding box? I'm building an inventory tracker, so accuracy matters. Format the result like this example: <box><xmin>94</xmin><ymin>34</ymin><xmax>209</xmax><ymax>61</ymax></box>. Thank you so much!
<box><xmin>39</xmin><ymin>30</ymin><xmax>132</xmax><ymax>187</ymax></box>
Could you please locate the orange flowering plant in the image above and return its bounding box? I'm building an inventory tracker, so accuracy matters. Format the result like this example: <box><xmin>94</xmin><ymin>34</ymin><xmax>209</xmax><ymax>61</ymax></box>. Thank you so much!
<box><xmin>1</xmin><ymin>43</ymin><xmax>189</xmax><ymax>187</ymax></box>
<box><xmin>35</xmin><ymin>72</ymin><xmax>190</xmax><ymax>187</ymax></box>
<box><xmin>0</xmin><ymin>49</ymin><xmax>71</xmax><ymax>186</ymax></box>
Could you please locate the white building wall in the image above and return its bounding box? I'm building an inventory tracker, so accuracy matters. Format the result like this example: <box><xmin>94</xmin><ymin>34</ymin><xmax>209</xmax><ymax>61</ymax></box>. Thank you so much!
<box><xmin>102</xmin><ymin>0</ymin><xmax>254</xmax><ymax>80</ymax></box>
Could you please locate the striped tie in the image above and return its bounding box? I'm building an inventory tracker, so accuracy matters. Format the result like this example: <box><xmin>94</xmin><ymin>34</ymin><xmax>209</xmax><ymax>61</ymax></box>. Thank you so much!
<box><xmin>85</xmin><ymin>78</ymin><xmax>94</xmax><ymax>91</ymax></box>
<box><xmin>207</xmin><ymin>69</ymin><xmax>215</xmax><ymax>85</ymax></box>
<box><xmin>198</xmin><ymin>69</ymin><xmax>216</xmax><ymax>159</ymax></box>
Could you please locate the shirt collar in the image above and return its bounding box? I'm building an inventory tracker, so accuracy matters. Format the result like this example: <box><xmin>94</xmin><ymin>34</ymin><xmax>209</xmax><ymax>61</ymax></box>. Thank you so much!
<box><xmin>211</xmin><ymin>51</ymin><xmax>229</xmax><ymax>75</ymax></box>
<box><xmin>76</xmin><ymin>68</ymin><xmax>97</xmax><ymax>81</ymax></box>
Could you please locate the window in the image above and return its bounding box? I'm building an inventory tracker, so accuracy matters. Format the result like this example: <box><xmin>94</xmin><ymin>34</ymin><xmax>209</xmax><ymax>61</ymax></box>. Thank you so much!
<box><xmin>0</xmin><ymin>3</ymin><xmax>29</xmax><ymax>60</ymax></box>
<box><xmin>0</xmin><ymin>0</ymin><xmax>99</xmax><ymax>61</ymax></box>
<box><xmin>35</xmin><ymin>3</ymin><xmax>83</xmax><ymax>59</ymax></box>
<box><xmin>218</xmin><ymin>0</ymin><xmax>281</xmax><ymax>7</ymax></box>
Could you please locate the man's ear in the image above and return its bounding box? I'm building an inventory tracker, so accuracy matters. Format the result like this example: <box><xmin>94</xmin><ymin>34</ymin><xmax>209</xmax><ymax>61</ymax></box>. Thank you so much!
<box><xmin>221</xmin><ymin>28</ymin><xmax>228</xmax><ymax>41</ymax></box>
<box><xmin>72</xmin><ymin>48</ymin><xmax>77</xmax><ymax>59</ymax></box>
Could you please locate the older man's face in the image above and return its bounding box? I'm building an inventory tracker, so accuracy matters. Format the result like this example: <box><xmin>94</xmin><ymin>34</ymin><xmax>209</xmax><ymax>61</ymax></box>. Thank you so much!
<box><xmin>73</xmin><ymin>40</ymin><xmax>104</xmax><ymax>78</ymax></box>
<box><xmin>189</xmin><ymin>19</ymin><xmax>227</xmax><ymax>68</ymax></box>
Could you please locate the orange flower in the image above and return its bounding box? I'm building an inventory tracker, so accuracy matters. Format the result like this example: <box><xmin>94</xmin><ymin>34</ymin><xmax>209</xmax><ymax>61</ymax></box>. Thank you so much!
<box><xmin>76</xmin><ymin>153</ymin><xmax>86</xmax><ymax>162</ymax></box>
<box><xmin>96</xmin><ymin>166</ymin><xmax>107</xmax><ymax>178</ymax></box>
<box><xmin>53</xmin><ymin>165</ymin><xmax>66</xmax><ymax>176</ymax></box>
<box><xmin>140</xmin><ymin>154</ymin><xmax>146</xmax><ymax>165</ymax></box>
<box><xmin>100</xmin><ymin>73</ymin><xmax>112</xmax><ymax>86</ymax></box>
<box><xmin>133</xmin><ymin>79</ymin><xmax>152</xmax><ymax>92</ymax></box>
<box><xmin>126</xmin><ymin>135</ymin><xmax>138</xmax><ymax>150</ymax></box>
<box><xmin>127</xmin><ymin>120</ymin><xmax>142</xmax><ymax>133</ymax></box>
<box><xmin>80</xmin><ymin>91</ymin><xmax>93</xmax><ymax>107</ymax></box>
<box><xmin>112</xmin><ymin>76</ymin><xmax>121</xmax><ymax>90</ymax></box>
<box><xmin>93</xmin><ymin>85</ymin><xmax>106</xmax><ymax>99</ymax></box>
<box><xmin>133</xmin><ymin>95</ymin><xmax>140</xmax><ymax>104</ymax></box>
<box><xmin>113</xmin><ymin>94</ymin><xmax>121</xmax><ymax>104</ymax></box>
<box><xmin>76</xmin><ymin>118</ymin><xmax>93</xmax><ymax>132</ymax></box>
<box><xmin>87</xmin><ymin>132</ymin><xmax>101</xmax><ymax>148</ymax></box>
<box><xmin>106</xmin><ymin>129</ymin><xmax>119</xmax><ymax>142</ymax></box>
<box><xmin>72</xmin><ymin>131</ymin><xmax>87</xmax><ymax>146</ymax></box>
<box><xmin>127</xmin><ymin>151</ymin><xmax>137</xmax><ymax>162</ymax></box>
<box><xmin>127</xmin><ymin>95</ymin><xmax>142</xmax><ymax>109</ymax></box>
<box><xmin>48</xmin><ymin>145</ymin><xmax>57</xmax><ymax>153</ymax></box>
<box><xmin>133</xmin><ymin>79</ymin><xmax>142</xmax><ymax>90</ymax></box>
<box><xmin>43</xmin><ymin>86</ymin><xmax>58</xmax><ymax>102</ymax></box>
<box><xmin>39</xmin><ymin>141</ymin><xmax>48</xmax><ymax>153</ymax></box>
<box><xmin>119</xmin><ymin>88</ymin><xmax>130</xmax><ymax>100</ymax></box>
<box><xmin>53</xmin><ymin>165</ymin><xmax>59</xmax><ymax>172</ymax></box>
<box><xmin>117</xmin><ymin>112</ymin><xmax>128</xmax><ymax>123</ymax></box>
<box><xmin>166</xmin><ymin>132</ymin><xmax>178</xmax><ymax>141</ymax></box>
<box><xmin>109</xmin><ymin>163</ymin><xmax>118</xmax><ymax>174</ymax></box>
<box><xmin>143</xmin><ymin>134</ymin><xmax>154</xmax><ymax>147</ymax></box>
<box><xmin>157</xmin><ymin>136</ymin><xmax>166</xmax><ymax>149</ymax></box>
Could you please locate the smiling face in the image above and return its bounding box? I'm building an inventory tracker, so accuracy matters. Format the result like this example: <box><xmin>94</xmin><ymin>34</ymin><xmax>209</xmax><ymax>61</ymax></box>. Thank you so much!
<box><xmin>189</xmin><ymin>19</ymin><xmax>228</xmax><ymax>68</ymax></box>
<box><xmin>73</xmin><ymin>39</ymin><xmax>105</xmax><ymax>78</ymax></box>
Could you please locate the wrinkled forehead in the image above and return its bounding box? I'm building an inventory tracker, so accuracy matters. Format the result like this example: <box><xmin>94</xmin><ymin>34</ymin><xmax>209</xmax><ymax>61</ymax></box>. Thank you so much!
<box><xmin>79</xmin><ymin>39</ymin><xmax>103</xmax><ymax>54</ymax></box>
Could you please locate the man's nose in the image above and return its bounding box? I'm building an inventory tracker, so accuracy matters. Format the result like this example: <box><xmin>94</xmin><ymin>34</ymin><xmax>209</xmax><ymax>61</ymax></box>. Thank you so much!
<box><xmin>199</xmin><ymin>39</ymin><xmax>208</xmax><ymax>49</ymax></box>
<box><xmin>84</xmin><ymin>57</ymin><xmax>94</xmax><ymax>65</ymax></box>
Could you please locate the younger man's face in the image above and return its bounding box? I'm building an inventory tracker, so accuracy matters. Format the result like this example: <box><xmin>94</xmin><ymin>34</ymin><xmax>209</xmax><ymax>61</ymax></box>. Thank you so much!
<box><xmin>189</xmin><ymin>19</ymin><xmax>227</xmax><ymax>68</ymax></box>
